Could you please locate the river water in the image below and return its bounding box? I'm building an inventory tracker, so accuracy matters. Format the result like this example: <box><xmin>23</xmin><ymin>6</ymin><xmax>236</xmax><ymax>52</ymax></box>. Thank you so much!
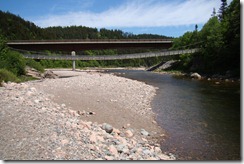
<box><xmin>106</xmin><ymin>69</ymin><xmax>240</xmax><ymax>160</ymax></box>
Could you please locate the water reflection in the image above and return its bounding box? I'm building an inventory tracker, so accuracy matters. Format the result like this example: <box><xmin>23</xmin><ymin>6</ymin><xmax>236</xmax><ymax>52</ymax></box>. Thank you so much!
<box><xmin>106</xmin><ymin>70</ymin><xmax>240</xmax><ymax>160</ymax></box>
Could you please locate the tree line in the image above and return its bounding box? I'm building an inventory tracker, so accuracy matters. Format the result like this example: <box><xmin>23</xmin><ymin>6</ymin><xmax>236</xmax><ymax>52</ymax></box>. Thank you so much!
<box><xmin>0</xmin><ymin>10</ymin><xmax>171</xmax><ymax>40</ymax></box>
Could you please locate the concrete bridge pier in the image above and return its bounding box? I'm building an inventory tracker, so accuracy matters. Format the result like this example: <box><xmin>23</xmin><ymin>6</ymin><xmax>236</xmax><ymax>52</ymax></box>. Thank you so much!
<box><xmin>71</xmin><ymin>51</ymin><xmax>76</xmax><ymax>71</ymax></box>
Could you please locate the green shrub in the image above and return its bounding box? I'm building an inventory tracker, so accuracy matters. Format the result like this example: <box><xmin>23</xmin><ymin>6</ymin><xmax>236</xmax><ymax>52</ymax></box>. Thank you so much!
<box><xmin>0</xmin><ymin>50</ymin><xmax>26</xmax><ymax>76</ymax></box>
<box><xmin>179</xmin><ymin>53</ymin><xmax>193</xmax><ymax>70</ymax></box>
<box><xmin>0</xmin><ymin>69</ymin><xmax>20</xmax><ymax>84</ymax></box>
<box><xmin>25</xmin><ymin>59</ymin><xmax>44</xmax><ymax>73</ymax></box>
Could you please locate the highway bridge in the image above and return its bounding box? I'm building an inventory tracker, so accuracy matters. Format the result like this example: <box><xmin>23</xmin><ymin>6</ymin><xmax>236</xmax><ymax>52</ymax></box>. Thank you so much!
<box><xmin>7</xmin><ymin>39</ymin><xmax>173</xmax><ymax>51</ymax></box>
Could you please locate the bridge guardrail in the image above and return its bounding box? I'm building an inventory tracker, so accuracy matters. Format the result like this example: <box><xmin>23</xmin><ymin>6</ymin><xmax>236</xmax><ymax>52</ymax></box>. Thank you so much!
<box><xmin>8</xmin><ymin>39</ymin><xmax>173</xmax><ymax>44</ymax></box>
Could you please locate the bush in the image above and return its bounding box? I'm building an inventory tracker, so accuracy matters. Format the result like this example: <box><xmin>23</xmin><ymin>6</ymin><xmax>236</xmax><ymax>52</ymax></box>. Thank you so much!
<box><xmin>179</xmin><ymin>53</ymin><xmax>193</xmax><ymax>70</ymax></box>
<box><xmin>0</xmin><ymin>50</ymin><xmax>26</xmax><ymax>76</ymax></box>
<box><xmin>0</xmin><ymin>69</ymin><xmax>20</xmax><ymax>84</ymax></box>
<box><xmin>26</xmin><ymin>59</ymin><xmax>44</xmax><ymax>73</ymax></box>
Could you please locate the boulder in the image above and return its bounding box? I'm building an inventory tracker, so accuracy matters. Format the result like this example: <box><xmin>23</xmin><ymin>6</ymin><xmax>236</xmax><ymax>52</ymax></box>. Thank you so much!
<box><xmin>102</xmin><ymin>123</ymin><xmax>113</xmax><ymax>133</ymax></box>
<box><xmin>44</xmin><ymin>70</ymin><xmax>58</xmax><ymax>79</ymax></box>
<box><xmin>190</xmin><ymin>73</ymin><xmax>201</xmax><ymax>79</ymax></box>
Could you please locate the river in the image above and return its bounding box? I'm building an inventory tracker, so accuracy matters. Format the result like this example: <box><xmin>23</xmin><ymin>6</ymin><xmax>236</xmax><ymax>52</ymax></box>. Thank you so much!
<box><xmin>106</xmin><ymin>69</ymin><xmax>240</xmax><ymax>160</ymax></box>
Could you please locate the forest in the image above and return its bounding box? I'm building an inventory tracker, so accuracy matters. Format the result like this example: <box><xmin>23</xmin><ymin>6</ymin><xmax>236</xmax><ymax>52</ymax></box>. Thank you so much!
<box><xmin>0</xmin><ymin>0</ymin><xmax>240</xmax><ymax>84</ymax></box>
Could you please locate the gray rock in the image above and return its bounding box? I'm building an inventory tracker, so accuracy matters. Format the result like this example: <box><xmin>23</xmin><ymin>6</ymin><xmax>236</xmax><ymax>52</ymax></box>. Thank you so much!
<box><xmin>117</xmin><ymin>144</ymin><xmax>125</xmax><ymax>153</ymax></box>
<box><xmin>141</xmin><ymin>129</ymin><xmax>150</xmax><ymax>136</ymax></box>
<box><xmin>102</xmin><ymin>123</ymin><xmax>113</xmax><ymax>133</ymax></box>
<box><xmin>44</xmin><ymin>70</ymin><xmax>58</xmax><ymax>79</ymax></box>
<box><xmin>117</xmin><ymin>144</ymin><xmax>129</xmax><ymax>154</ymax></box>
<box><xmin>190</xmin><ymin>72</ymin><xmax>201</xmax><ymax>79</ymax></box>
<box><xmin>143</xmin><ymin>149</ymin><xmax>152</xmax><ymax>156</ymax></box>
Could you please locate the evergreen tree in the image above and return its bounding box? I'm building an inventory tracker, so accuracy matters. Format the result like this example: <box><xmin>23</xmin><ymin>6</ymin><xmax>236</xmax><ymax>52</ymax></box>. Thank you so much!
<box><xmin>211</xmin><ymin>8</ymin><xmax>216</xmax><ymax>17</ymax></box>
<box><xmin>218</xmin><ymin>0</ymin><xmax>228</xmax><ymax>21</ymax></box>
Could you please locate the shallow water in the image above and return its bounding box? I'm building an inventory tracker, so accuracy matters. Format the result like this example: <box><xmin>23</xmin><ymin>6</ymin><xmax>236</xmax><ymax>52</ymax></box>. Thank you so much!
<box><xmin>106</xmin><ymin>69</ymin><xmax>240</xmax><ymax>160</ymax></box>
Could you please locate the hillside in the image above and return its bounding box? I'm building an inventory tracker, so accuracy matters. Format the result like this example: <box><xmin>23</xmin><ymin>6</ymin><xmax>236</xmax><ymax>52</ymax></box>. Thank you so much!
<box><xmin>0</xmin><ymin>10</ymin><xmax>172</xmax><ymax>40</ymax></box>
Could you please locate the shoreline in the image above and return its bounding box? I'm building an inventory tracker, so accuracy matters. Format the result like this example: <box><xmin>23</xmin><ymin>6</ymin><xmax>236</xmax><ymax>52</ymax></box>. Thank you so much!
<box><xmin>0</xmin><ymin>68</ymin><xmax>173</xmax><ymax>160</ymax></box>
<box><xmin>153</xmin><ymin>70</ymin><xmax>240</xmax><ymax>84</ymax></box>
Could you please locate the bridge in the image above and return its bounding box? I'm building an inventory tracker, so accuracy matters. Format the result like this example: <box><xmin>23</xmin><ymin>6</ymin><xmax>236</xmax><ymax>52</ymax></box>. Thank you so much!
<box><xmin>22</xmin><ymin>49</ymin><xmax>199</xmax><ymax>60</ymax></box>
<box><xmin>7</xmin><ymin>39</ymin><xmax>173</xmax><ymax>51</ymax></box>
<box><xmin>7</xmin><ymin>39</ymin><xmax>199</xmax><ymax>70</ymax></box>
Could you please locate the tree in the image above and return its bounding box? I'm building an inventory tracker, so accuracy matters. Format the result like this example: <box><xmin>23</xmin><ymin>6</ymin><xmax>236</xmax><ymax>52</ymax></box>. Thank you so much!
<box><xmin>211</xmin><ymin>8</ymin><xmax>217</xmax><ymax>17</ymax></box>
<box><xmin>218</xmin><ymin>0</ymin><xmax>228</xmax><ymax>21</ymax></box>
<box><xmin>220</xmin><ymin>0</ymin><xmax>240</xmax><ymax>75</ymax></box>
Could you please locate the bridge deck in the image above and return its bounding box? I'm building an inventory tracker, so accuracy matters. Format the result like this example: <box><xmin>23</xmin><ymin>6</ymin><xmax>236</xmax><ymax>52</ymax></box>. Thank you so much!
<box><xmin>7</xmin><ymin>39</ymin><xmax>173</xmax><ymax>51</ymax></box>
<box><xmin>23</xmin><ymin>48</ymin><xmax>199</xmax><ymax>61</ymax></box>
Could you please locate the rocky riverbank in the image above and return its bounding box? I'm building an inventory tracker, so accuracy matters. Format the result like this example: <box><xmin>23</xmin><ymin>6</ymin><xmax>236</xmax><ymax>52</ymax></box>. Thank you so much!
<box><xmin>0</xmin><ymin>69</ymin><xmax>174</xmax><ymax>160</ymax></box>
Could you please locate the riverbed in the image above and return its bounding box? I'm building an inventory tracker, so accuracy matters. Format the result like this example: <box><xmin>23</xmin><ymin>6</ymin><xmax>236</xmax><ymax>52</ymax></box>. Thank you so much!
<box><xmin>106</xmin><ymin>69</ymin><xmax>240</xmax><ymax>160</ymax></box>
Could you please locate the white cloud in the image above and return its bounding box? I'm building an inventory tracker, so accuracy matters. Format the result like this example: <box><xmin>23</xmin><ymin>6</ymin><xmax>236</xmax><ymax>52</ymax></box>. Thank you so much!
<box><xmin>33</xmin><ymin>0</ymin><xmax>222</xmax><ymax>28</ymax></box>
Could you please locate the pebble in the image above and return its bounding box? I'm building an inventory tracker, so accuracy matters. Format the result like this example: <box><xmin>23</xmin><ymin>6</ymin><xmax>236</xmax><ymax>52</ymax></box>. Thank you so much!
<box><xmin>125</xmin><ymin>130</ymin><xmax>133</xmax><ymax>138</ymax></box>
<box><xmin>141</xmin><ymin>129</ymin><xmax>150</xmax><ymax>136</ymax></box>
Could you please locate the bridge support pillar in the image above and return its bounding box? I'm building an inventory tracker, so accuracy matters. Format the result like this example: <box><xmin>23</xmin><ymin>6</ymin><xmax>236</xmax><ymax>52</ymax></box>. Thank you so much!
<box><xmin>71</xmin><ymin>51</ymin><xmax>76</xmax><ymax>71</ymax></box>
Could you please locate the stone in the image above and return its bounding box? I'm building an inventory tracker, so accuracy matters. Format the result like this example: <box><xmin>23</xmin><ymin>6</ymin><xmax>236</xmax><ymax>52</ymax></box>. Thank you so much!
<box><xmin>122</xmin><ymin>123</ymin><xmax>131</xmax><ymax>129</ymax></box>
<box><xmin>89</xmin><ymin>132</ymin><xmax>97</xmax><ymax>144</ymax></box>
<box><xmin>104</xmin><ymin>156</ymin><xmax>114</xmax><ymax>160</ymax></box>
<box><xmin>87</xmin><ymin>111</ymin><xmax>96</xmax><ymax>115</ymax></box>
<box><xmin>190</xmin><ymin>73</ymin><xmax>201</xmax><ymax>79</ymax></box>
<box><xmin>117</xmin><ymin>144</ymin><xmax>126</xmax><ymax>153</ymax></box>
<box><xmin>141</xmin><ymin>129</ymin><xmax>150</xmax><ymax>136</ymax></box>
<box><xmin>29</xmin><ymin>87</ymin><xmax>37</xmax><ymax>92</ymax></box>
<box><xmin>112</xmin><ymin>128</ymin><xmax>121</xmax><ymax>135</ymax></box>
<box><xmin>158</xmin><ymin>154</ymin><xmax>172</xmax><ymax>160</ymax></box>
<box><xmin>78</xmin><ymin>110</ymin><xmax>86</xmax><ymax>116</ymax></box>
<box><xmin>115</xmin><ymin>136</ymin><xmax>127</xmax><ymax>145</ymax></box>
<box><xmin>125</xmin><ymin>130</ymin><xmax>133</xmax><ymax>138</ymax></box>
<box><xmin>143</xmin><ymin>149</ymin><xmax>152</xmax><ymax>156</ymax></box>
<box><xmin>109</xmin><ymin>145</ymin><xmax>118</xmax><ymax>156</ymax></box>
<box><xmin>154</xmin><ymin>147</ymin><xmax>162</xmax><ymax>154</ymax></box>
<box><xmin>102</xmin><ymin>123</ymin><xmax>113</xmax><ymax>133</ymax></box>
<box><xmin>44</xmin><ymin>70</ymin><xmax>58</xmax><ymax>79</ymax></box>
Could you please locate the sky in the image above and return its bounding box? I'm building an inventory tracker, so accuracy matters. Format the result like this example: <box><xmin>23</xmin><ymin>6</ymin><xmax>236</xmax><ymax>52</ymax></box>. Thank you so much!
<box><xmin>0</xmin><ymin>0</ymin><xmax>234</xmax><ymax>37</ymax></box>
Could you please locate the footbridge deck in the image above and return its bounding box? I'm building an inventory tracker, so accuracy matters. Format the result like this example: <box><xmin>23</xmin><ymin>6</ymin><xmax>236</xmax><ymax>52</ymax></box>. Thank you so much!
<box><xmin>23</xmin><ymin>48</ymin><xmax>199</xmax><ymax>61</ymax></box>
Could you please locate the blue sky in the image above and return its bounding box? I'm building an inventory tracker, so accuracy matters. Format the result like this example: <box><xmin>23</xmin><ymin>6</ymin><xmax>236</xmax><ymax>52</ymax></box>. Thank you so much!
<box><xmin>0</xmin><ymin>0</ymin><xmax>233</xmax><ymax>37</ymax></box>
